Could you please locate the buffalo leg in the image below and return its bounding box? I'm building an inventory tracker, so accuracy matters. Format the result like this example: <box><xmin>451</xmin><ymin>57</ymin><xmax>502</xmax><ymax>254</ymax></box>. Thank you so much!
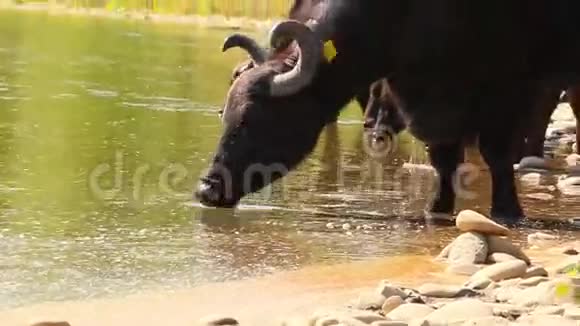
<box><xmin>521</xmin><ymin>87</ymin><xmax>561</xmax><ymax>158</ymax></box>
<box><xmin>568</xmin><ymin>85</ymin><xmax>580</xmax><ymax>153</ymax></box>
<box><xmin>428</xmin><ymin>142</ymin><xmax>463</xmax><ymax>215</ymax></box>
<box><xmin>479</xmin><ymin>121</ymin><xmax>524</xmax><ymax>221</ymax></box>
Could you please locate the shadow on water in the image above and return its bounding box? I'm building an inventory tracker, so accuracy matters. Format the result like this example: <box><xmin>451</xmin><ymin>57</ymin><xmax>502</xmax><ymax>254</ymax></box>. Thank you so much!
<box><xmin>0</xmin><ymin>9</ymin><xmax>579</xmax><ymax>310</ymax></box>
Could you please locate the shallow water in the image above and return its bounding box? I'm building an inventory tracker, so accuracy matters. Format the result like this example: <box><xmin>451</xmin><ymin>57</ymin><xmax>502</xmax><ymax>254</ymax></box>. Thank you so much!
<box><xmin>0</xmin><ymin>9</ymin><xmax>579</xmax><ymax>311</ymax></box>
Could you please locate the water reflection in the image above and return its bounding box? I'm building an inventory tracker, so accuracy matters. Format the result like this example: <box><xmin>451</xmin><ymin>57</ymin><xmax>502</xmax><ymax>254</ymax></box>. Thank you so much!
<box><xmin>0</xmin><ymin>9</ymin><xmax>579</xmax><ymax>311</ymax></box>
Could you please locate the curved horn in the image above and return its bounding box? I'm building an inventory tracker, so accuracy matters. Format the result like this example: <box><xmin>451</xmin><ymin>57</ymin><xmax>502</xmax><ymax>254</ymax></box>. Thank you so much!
<box><xmin>222</xmin><ymin>34</ymin><xmax>268</xmax><ymax>65</ymax></box>
<box><xmin>268</xmin><ymin>20</ymin><xmax>323</xmax><ymax>97</ymax></box>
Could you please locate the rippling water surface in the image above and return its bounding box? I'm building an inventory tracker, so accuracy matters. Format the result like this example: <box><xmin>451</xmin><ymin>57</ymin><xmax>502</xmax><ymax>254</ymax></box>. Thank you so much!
<box><xmin>0</xmin><ymin>9</ymin><xmax>579</xmax><ymax>310</ymax></box>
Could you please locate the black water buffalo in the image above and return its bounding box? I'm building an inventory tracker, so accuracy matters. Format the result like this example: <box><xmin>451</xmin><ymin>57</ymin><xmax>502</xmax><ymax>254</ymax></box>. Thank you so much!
<box><xmin>196</xmin><ymin>0</ymin><xmax>580</xmax><ymax>222</ymax></box>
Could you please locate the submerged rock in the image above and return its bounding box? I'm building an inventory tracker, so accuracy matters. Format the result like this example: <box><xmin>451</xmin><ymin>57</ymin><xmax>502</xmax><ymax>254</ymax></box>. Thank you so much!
<box><xmin>525</xmin><ymin>192</ymin><xmax>555</xmax><ymax>201</ymax></box>
<box><xmin>447</xmin><ymin>232</ymin><xmax>488</xmax><ymax>265</ymax></box>
<box><xmin>565</xmin><ymin>154</ymin><xmax>580</xmax><ymax>174</ymax></box>
<box><xmin>487</xmin><ymin>236</ymin><xmax>531</xmax><ymax>265</ymax></box>
<box><xmin>470</xmin><ymin>260</ymin><xmax>528</xmax><ymax>282</ymax></box>
<box><xmin>455</xmin><ymin>210</ymin><xmax>510</xmax><ymax>236</ymax></box>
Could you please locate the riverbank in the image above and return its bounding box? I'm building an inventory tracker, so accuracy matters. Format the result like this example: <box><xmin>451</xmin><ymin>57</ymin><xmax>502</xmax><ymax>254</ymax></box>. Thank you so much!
<box><xmin>0</xmin><ymin>2</ymin><xmax>280</xmax><ymax>31</ymax></box>
<box><xmin>2</xmin><ymin>211</ymin><xmax>579</xmax><ymax>326</ymax></box>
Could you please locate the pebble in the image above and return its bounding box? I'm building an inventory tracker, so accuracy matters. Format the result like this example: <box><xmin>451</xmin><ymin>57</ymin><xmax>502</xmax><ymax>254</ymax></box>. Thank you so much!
<box><xmin>424</xmin><ymin>299</ymin><xmax>493</xmax><ymax>324</ymax></box>
<box><xmin>197</xmin><ymin>315</ymin><xmax>239</xmax><ymax>326</ymax></box>
<box><xmin>573</xmin><ymin>142</ymin><xmax>578</xmax><ymax>153</ymax></box>
<box><xmin>382</xmin><ymin>296</ymin><xmax>404</xmax><ymax>315</ymax></box>
<box><xmin>29</xmin><ymin>323</ymin><xmax>71</xmax><ymax>326</ymax></box>
<box><xmin>455</xmin><ymin>210</ymin><xmax>510</xmax><ymax>236</ymax></box>
<box><xmin>487</xmin><ymin>253</ymin><xmax>518</xmax><ymax>264</ymax></box>
<box><xmin>342</xmin><ymin>223</ymin><xmax>352</xmax><ymax>230</ymax></box>
<box><xmin>326</xmin><ymin>223</ymin><xmax>336</xmax><ymax>229</ymax></box>
<box><xmin>386</xmin><ymin>304</ymin><xmax>435</xmax><ymax>322</ymax></box>
<box><xmin>563</xmin><ymin>248</ymin><xmax>579</xmax><ymax>255</ymax></box>
<box><xmin>417</xmin><ymin>283</ymin><xmax>473</xmax><ymax>298</ymax></box>
<box><xmin>470</xmin><ymin>260</ymin><xmax>528</xmax><ymax>282</ymax></box>
<box><xmin>564</xmin><ymin>307</ymin><xmax>580</xmax><ymax>320</ymax></box>
<box><xmin>446</xmin><ymin>263</ymin><xmax>483</xmax><ymax>276</ymax></box>
<box><xmin>532</xmin><ymin>306</ymin><xmax>565</xmax><ymax>316</ymax></box>
<box><xmin>517</xmin><ymin>314</ymin><xmax>577</xmax><ymax>326</ymax></box>
<box><xmin>487</xmin><ymin>236</ymin><xmax>531</xmax><ymax>265</ymax></box>
<box><xmin>518</xmin><ymin>276</ymin><xmax>550</xmax><ymax>287</ymax></box>
<box><xmin>523</xmin><ymin>265</ymin><xmax>549</xmax><ymax>278</ymax></box>
<box><xmin>447</xmin><ymin>232</ymin><xmax>489</xmax><ymax>265</ymax></box>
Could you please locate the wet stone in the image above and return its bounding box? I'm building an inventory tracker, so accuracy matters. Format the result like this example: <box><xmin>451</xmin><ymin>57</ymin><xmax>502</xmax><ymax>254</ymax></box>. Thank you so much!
<box><xmin>455</xmin><ymin>210</ymin><xmax>510</xmax><ymax>236</ymax></box>
<box><xmin>487</xmin><ymin>236</ymin><xmax>531</xmax><ymax>265</ymax></box>
<box><xmin>447</xmin><ymin>232</ymin><xmax>488</xmax><ymax>265</ymax></box>
<box><xmin>517</xmin><ymin>156</ymin><xmax>551</xmax><ymax>172</ymax></box>
<box><xmin>470</xmin><ymin>260</ymin><xmax>528</xmax><ymax>282</ymax></box>
<box><xmin>509</xmin><ymin>280</ymin><xmax>558</xmax><ymax>307</ymax></box>
<box><xmin>525</xmin><ymin>193</ymin><xmax>555</xmax><ymax>201</ymax></box>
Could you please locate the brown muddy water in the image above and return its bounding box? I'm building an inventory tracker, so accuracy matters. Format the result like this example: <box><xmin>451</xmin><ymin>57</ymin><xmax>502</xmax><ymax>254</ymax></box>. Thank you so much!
<box><xmin>0</xmin><ymin>9</ymin><xmax>579</xmax><ymax>315</ymax></box>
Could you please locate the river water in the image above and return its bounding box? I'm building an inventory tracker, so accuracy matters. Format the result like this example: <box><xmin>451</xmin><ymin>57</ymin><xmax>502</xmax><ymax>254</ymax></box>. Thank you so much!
<box><xmin>0</xmin><ymin>9</ymin><xmax>579</xmax><ymax>311</ymax></box>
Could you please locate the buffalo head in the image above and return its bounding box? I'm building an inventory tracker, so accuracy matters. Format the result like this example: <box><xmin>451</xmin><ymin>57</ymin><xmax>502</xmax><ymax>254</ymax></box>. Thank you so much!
<box><xmin>196</xmin><ymin>20</ymin><xmax>328</xmax><ymax>208</ymax></box>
